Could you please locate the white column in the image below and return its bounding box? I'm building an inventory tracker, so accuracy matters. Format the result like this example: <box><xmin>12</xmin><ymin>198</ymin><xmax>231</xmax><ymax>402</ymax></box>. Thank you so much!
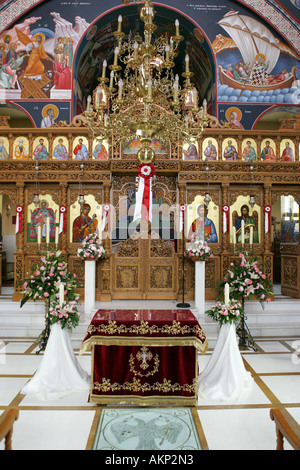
<box><xmin>195</xmin><ymin>260</ymin><xmax>205</xmax><ymax>315</ymax></box>
<box><xmin>84</xmin><ymin>260</ymin><xmax>96</xmax><ymax>314</ymax></box>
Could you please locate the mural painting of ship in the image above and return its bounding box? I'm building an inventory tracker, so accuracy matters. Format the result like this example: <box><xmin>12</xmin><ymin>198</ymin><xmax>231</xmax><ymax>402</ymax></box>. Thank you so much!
<box><xmin>217</xmin><ymin>11</ymin><xmax>298</xmax><ymax>93</ymax></box>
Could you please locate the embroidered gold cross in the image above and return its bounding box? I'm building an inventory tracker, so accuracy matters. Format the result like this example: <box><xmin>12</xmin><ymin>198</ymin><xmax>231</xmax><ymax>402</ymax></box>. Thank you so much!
<box><xmin>136</xmin><ymin>347</ymin><xmax>153</xmax><ymax>370</ymax></box>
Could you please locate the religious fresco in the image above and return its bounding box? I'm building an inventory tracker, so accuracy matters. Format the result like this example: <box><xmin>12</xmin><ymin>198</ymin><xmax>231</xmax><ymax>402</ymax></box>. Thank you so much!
<box><xmin>202</xmin><ymin>137</ymin><xmax>218</xmax><ymax>161</ymax></box>
<box><xmin>70</xmin><ymin>195</ymin><xmax>102</xmax><ymax>243</ymax></box>
<box><xmin>0</xmin><ymin>12</ymin><xmax>89</xmax><ymax>100</ymax></box>
<box><xmin>260</xmin><ymin>138</ymin><xmax>277</xmax><ymax>161</ymax></box>
<box><xmin>93</xmin><ymin>139</ymin><xmax>108</xmax><ymax>160</ymax></box>
<box><xmin>32</xmin><ymin>136</ymin><xmax>49</xmax><ymax>159</ymax></box>
<box><xmin>0</xmin><ymin>137</ymin><xmax>9</xmax><ymax>159</ymax></box>
<box><xmin>123</xmin><ymin>138</ymin><xmax>168</xmax><ymax>157</ymax></box>
<box><xmin>280</xmin><ymin>139</ymin><xmax>295</xmax><ymax>162</ymax></box>
<box><xmin>72</xmin><ymin>136</ymin><xmax>89</xmax><ymax>159</ymax></box>
<box><xmin>213</xmin><ymin>10</ymin><xmax>300</xmax><ymax>106</ymax></box>
<box><xmin>53</xmin><ymin>136</ymin><xmax>69</xmax><ymax>159</ymax></box>
<box><xmin>182</xmin><ymin>141</ymin><xmax>199</xmax><ymax>161</ymax></box>
<box><xmin>230</xmin><ymin>195</ymin><xmax>260</xmax><ymax>244</ymax></box>
<box><xmin>241</xmin><ymin>138</ymin><xmax>257</xmax><ymax>162</ymax></box>
<box><xmin>13</xmin><ymin>136</ymin><xmax>29</xmax><ymax>159</ymax></box>
<box><xmin>222</xmin><ymin>138</ymin><xmax>238</xmax><ymax>161</ymax></box>
<box><xmin>186</xmin><ymin>195</ymin><xmax>219</xmax><ymax>244</ymax></box>
<box><xmin>27</xmin><ymin>194</ymin><xmax>58</xmax><ymax>243</ymax></box>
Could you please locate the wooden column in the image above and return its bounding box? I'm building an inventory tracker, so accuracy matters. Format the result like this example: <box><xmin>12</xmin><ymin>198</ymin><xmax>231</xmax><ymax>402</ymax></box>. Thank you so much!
<box><xmin>13</xmin><ymin>182</ymin><xmax>25</xmax><ymax>299</ymax></box>
<box><xmin>59</xmin><ymin>182</ymin><xmax>68</xmax><ymax>254</ymax></box>
<box><xmin>263</xmin><ymin>182</ymin><xmax>273</xmax><ymax>285</ymax></box>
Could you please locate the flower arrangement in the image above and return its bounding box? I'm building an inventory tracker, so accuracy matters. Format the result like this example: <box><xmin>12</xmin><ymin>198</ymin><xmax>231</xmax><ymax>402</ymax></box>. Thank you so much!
<box><xmin>77</xmin><ymin>232</ymin><xmax>106</xmax><ymax>260</ymax></box>
<box><xmin>205</xmin><ymin>299</ymin><xmax>244</xmax><ymax>326</ymax></box>
<box><xmin>20</xmin><ymin>251</ymin><xmax>79</xmax><ymax>308</ymax></box>
<box><xmin>185</xmin><ymin>240</ymin><xmax>213</xmax><ymax>262</ymax></box>
<box><xmin>49</xmin><ymin>300</ymin><xmax>80</xmax><ymax>330</ymax></box>
<box><xmin>220</xmin><ymin>253</ymin><xmax>273</xmax><ymax>309</ymax></box>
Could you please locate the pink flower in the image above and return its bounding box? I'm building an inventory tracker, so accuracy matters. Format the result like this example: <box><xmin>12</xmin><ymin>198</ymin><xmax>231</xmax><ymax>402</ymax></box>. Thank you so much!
<box><xmin>266</xmin><ymin>298</ymin><xmax>271</xmax><ymax>302</ymax></box>
<box><xmin>49</xmin><ymin>272</ymin><xmax>54</xmax><ymax>277</ymax></box>
<box><xmin>35</xmin><ymin>270</ymin><xmax>40</xmax><ymax>276</ymax></box>
<box><xmin>261</xmin><ymin>274</ymin><xmax>266</xmax><ymax>279</ymax></box>
<box><xmin>246</xmin><ymin>279</ymin><xmax>252</xmax><ymax>285</ymax></box>
<box><xmin>59</xmin><ymin>271</ymin><xmax>65</xmax><ymax>275</ymax></box>
<box><xmin>44</xmin><ymin>292</ymin><xmax>49</xmax><ymax>297</ymax></box>
<box><xmin>240</xmin><ymin>262</ymin><xmax>244</xmax><ymax>267</ymax></box>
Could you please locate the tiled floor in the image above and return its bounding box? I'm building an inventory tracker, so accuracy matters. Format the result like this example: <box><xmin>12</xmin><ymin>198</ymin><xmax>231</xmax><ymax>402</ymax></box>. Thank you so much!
<box><xmin>0</xmin><ymin>334</ymin><xmax>299</xmax><ymax>450</ymax></box>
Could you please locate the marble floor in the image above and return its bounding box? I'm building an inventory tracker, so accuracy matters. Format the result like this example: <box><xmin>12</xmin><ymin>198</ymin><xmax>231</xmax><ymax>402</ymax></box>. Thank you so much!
<box><xmin>1</xmin><ymin>330</ymin><xmax>299</xmax><ymax>451</ymax></box>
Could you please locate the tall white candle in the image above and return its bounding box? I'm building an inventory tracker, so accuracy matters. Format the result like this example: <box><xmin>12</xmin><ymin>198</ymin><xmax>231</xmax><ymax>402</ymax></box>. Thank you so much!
<box><xmin>241</xmin><ymin>219</ymin><xmax>245</xmax><ymax>244</ymax></box>
<box><xmin>249</xmin><ymin>226</ymin><xmax>253</xmax><ymax>245</ymax></box>
<box><xmin>59</xmin><ymin>283</ymin><xmax>64</xmax><ymax>308</ymax></box>
<box><xmin>37</xmin><ymin>225</ymin><xmax>41</xmax><ymax>245</ymax></box>
<box><xmin>55</xmin><ymin>226</ymin><xmax>59</xmax><ymax>245</ymax></box>
<box><xmin>46</xmin><ymin>217</ymin><xmax>50</xmax><ymax>244</ymax></box>
<box><xmin>224</xmin><ymin>282</ymin><xmax>230</xmax><ymax>306</ymax></box>
<box><xmin>232</xmin><ymin>226</ymin><xmax>236</xmax><ymax>244</ymax></box>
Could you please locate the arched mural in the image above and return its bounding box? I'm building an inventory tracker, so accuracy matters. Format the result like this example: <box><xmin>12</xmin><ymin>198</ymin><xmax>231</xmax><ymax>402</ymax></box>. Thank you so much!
<box><xmin>0</xmin><ymin>0</ymin><xmax>298</xmax><ymax>130</ymax></box>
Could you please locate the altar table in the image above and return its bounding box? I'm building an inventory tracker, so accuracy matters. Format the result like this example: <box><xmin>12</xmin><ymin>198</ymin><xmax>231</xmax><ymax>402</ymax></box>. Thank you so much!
<box><xmin>79</xmin><ymin>309</ymin><xmax>208</xmax><ymax>405</ymax></box>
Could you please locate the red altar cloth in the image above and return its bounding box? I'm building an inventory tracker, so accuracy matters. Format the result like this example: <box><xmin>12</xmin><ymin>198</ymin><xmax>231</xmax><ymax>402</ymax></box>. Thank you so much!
<box><xmin>80</xmin><ymin>309</ymin><xmax>208</xmax><ymax>405</ymax></box>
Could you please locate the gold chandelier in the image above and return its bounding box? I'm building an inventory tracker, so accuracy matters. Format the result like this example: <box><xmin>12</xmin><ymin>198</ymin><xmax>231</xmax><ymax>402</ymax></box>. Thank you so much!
<box><xmin>84</xmin><ymin>0</ymin><xmax>212</xmax><ymax>164</ymax></box>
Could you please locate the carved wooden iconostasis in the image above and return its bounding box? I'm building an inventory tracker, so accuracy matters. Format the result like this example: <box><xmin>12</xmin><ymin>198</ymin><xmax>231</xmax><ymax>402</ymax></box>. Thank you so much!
<box><xmin>0</xmin><ymin>123</ymin><xmax>299</xmax><ymax>301</ymax></box>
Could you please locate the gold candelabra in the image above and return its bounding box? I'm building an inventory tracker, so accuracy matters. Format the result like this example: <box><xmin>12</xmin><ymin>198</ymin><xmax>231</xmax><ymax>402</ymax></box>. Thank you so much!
<box><xmin>83</xmin><ymin>0</ymin><xmax>213</xmax><ymax>164</ymax></box>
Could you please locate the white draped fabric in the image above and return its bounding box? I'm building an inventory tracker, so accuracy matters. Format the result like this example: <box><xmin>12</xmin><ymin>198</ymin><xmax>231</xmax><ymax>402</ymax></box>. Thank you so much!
<box><xmin>21</xmin><ymin>323</ymin><xmax>90</xmax><ymax>401</ymax></box>
<box><xmin>197</xmin><ymin>323</ymin><xmax>253</xmax><ymax>401</ymax></box>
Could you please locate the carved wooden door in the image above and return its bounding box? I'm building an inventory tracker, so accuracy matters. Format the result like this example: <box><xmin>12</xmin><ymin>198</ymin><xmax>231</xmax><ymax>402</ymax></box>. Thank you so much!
<box><xmin>111</xmin><ymin>236</ymin><xmax>177</xmax><ymax>299</ymax></box>
<box><xmin>280</xmin><ymin>244</ymin><xmax>300</xmax><ymax>297</ymax></box>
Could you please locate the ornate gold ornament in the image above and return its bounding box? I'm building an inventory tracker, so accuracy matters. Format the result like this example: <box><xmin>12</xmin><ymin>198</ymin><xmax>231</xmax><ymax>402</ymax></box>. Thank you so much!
<box><xmin>83</xmin><ymin>0</ymin><xmax>215</xmax><ymax>164</ymax></box>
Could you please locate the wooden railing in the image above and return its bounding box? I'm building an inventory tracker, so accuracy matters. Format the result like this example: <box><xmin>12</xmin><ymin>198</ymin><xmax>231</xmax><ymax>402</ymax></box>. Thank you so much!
<box><xmin>270</xmin><ymin>408</ymin><xmax>300</xmax><ymax>450</ymax></box>
<box><xmin>0</xmin><ymin>408</ymin><xmax>19</xmax><ymax>450</ymax></box>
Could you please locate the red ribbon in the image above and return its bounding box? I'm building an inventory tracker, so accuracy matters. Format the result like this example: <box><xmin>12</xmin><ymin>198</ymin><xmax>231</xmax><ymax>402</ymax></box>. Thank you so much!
<box><xmin>59</xmin><ymin>206</ymin><xmax>67</xmax><ymax>234</ymax></box>
<box><xmin>16</xmin><ymin>205</ymin><xmax>23</xmax><ymax>234</ymax></box>
<box><xmin>264</xmin><ymin>205</ymin><xmax>271</xmax><ymax>233</ymax></box>
<box><xmin>138</xmin><ymin>164</ymin><xmax>155</xmax><ymax>222</ymax></box>
<box><xmin>222</xmin><ymin>205</ymin><xmax>229</xmax><ymax>232</ymax></box>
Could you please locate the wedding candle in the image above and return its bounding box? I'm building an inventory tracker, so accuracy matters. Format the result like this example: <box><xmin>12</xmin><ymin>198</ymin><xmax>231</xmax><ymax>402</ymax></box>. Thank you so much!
<box><xmin>59</xmin><ymin>283</ymin><xmax>64</xmax><ymax>308</ymax></box>
<box><xmin>118</xmin><ymin>15</ymin><xmax>122</xmax><ymax>32</ymax></box>
<box><xmin>55</xmin><ymin>226</ymin><xmax>59</xmax><ymax>245</ymax></box>
<box><xmin>46</xmin><ymin>217</ymin><xmax>50</xmax><ymax>244</ymax></box>
<box><xmin>118</xmin><ymin>79</ymin><xmax>123</xmax><ymax>99</ymax></box>
<box><xmin>87</xmin><ymin>95</ymin><xmax>91</xmax><ymax>112</ymax></box>
<box><xmin>203</xmin><ymin>99</ymin><xmax>207</xmax><ymax>116</ymax></box>
<box><xmin>147</xmin><ymin>79</ymin><xmax>152</xmax><ymax>99</ymax></box>
<box><xmin>113</xmin><ymin>47</ymin><xmax>119</xmax><ymax>66</ymax></box>
<box><xmin>101</xmin><ymin>60</ymin><xmax>107</xmax><ymax>79</ymax></box>
<box><xmin>224</xmin><ymin>282</ymin><xmax>230</xmax><ymax>306</ymax></box>
<box><xmin>241</xmin><ymin>219</ymin><xmax>245</xmax><ymax>244</ymax></box>
<box><xmin>250</xmin><ymin>226</ymin><xmax>253</xmax><ymax>245</ymax></box>
<box><xmin>232</xmin><ymin>226</ymin><xmax>236</xmax><ymax>244</ymax></box>
<box><xmin>165</xmin><ymin>45</ymin><xmax>170</xmax><ymax>62</ymax></box>
<box><xmin>173</xmin><ymin>79</ymin><xmax>178</xmax><ymax>101</ymax></box>
<box><xmin>185</xmin><ymin>54</ymin><xmax>190</xmax><ymax>73</ymax></box>
<box><xmin>109</xmin><ymin>70</ymin><xmax>114</xmax><ymax>88</ymax></box>
<box><xmin>133</xmin><ymin>42</ymin><xmax>138</xmax><ymax>60</ymax></box>
<box><xmin>37</xmin><ymin>225</ymin><xmax>41</xmax><ymax>245</ymax></box>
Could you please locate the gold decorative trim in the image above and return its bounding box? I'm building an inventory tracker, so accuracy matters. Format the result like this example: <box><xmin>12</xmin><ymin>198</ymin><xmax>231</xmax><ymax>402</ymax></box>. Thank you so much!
<box><xmin>88</xmin><ymin>393</ymin><xmax>197</xmax><ymax>406</ymax></box>
<box><xmin>79</xmin><ymin>336</ymin><xmax>208</xmax><ymax>354</ymax></box>
<box><xmin>93</xmin><ymin>377</ymin><xmax>197</xmax><ymax>394</ymax></box>
<box><xmin>85</xmin><ymin>319</ymin><xmax>206</xmax><ymax>339</ymax></box>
